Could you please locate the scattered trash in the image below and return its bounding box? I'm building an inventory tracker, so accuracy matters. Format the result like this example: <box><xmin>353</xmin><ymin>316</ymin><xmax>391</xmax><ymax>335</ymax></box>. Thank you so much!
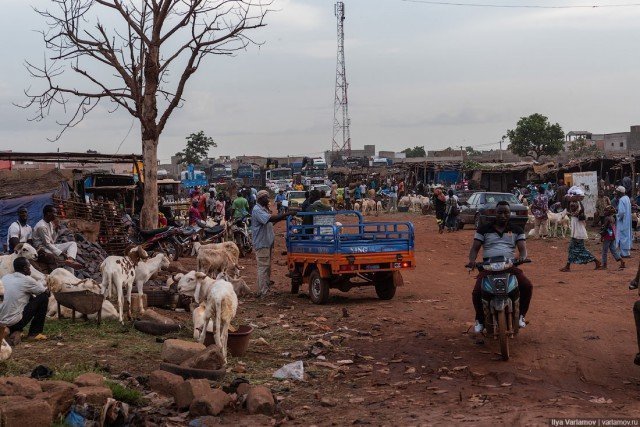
<box><xmin>273</xmin><ymin>361</ymin><xmax>304</xmax><ymax>381</ymax></box>
<box><xmin>30</xmin><ymin>365</ymin><xmax>54</xmax><ymax>379</ymax></box>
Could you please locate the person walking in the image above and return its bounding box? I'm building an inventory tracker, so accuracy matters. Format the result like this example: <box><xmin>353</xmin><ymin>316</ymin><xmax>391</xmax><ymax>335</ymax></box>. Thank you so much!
<box><xmin>600</xmin><ymin>205</ymin><xmax>625</xmax><ymax>270</ymax></box>
<box><xmin>444</xmin><ymin>189</ymin><xmax>459</xmax><ymax>232</ymax></box>
<box><xmin>531</xmin><ymin>186</ymin><xmax>549</xmax><ymax>239</ymax></box>
<box><xmin>433</xmin><ymin>187</ymin><xmax>447</xmax><ymax>234</ymax></box>
<box><xmin>560</xmin><ymin>187</ymin><xmax>602</xmax><ymax>271</ymax></box>
<box><xmin>616</xmin><ymin>186</ymin><xmax>633</xmax><ymax>258</ymax></box>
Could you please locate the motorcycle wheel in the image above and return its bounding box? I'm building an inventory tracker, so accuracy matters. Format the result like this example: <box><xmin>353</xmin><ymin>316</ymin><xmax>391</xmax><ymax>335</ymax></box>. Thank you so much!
<box><xmin>159</xmin><ymin>241</ymin><xmax>180</xmax><ymax>262</ymax></box>
<box><xmin>497</xmin><ymin>310</ymin><xmax>510</xmax><ymax>361</ymax></box>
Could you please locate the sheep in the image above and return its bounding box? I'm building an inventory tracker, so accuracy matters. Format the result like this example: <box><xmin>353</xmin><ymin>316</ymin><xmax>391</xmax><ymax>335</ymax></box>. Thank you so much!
<box><xmin>0</xmin><ymin>339</ymin><xmax>11</xmax><ymax>361</ymax></box>
<box><xmin>353</xmin><ymin>202</ymin><xmax>361</xmax><ymax>213</ymax></box>
<box><xmin>133</xmin><ymin>253</ymin><xmax>170</xmax><ymax>315</ymax></box>
<box><xmin>548</xmin><ymin>209</ymin><xmax>569</xmax><ymax>238</ymax></box>
<box><xmin>196</xmin><ymin>246</ymin><xmax>239</xmax><ymax>278</ymax></box>
<box><xmin>398</xmin><ymin>196</ymin><xmax>411</xmax><ymax>208</ymax></box>
<box><xmin>192</xmin><ymin>241</ymin><xmax>240</xmax><ymax>262</ymax></box>
<box><xmin>361</xmin><ymin>199</ymin><xmax>376</xmax><ymax>216</ymax></box>
<box><xmin>45</xmin><ymin>268</ymin><xmax>119</xmax><ymax>320</ymax></box>
<box><xmin>99</xmin><ymin>246</ymin><xmax>148</xmax><ymax>323</ymax></box>
<box><xmin>46</xmin><ymin>268</ymin><xmax>102</xmax><ymax>293</ymax></box>
<box><xmin>0</xmin><ymin>243</ymin><xmax>44</xmax><ymax>280</ymax></box>
<box><xmin>198</xmin><ymin>274</ymin><xmax>238</xmax><ymax>362</ymax></box>
<box><xmin>375</xmin><ymin>201</ymin><xmax>383</xmax><ymax>216</ymax></box>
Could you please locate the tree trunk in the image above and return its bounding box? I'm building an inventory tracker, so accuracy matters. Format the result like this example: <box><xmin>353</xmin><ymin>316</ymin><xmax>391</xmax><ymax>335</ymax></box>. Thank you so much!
<box><xmin>140</xmin><ymin>138</ymin><xmax>159</xmax><ymax>229</ymax></box>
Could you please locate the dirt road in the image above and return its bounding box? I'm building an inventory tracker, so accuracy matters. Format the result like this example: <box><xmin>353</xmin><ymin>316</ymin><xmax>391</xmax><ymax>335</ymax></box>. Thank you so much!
<box><xmin>246</xmin><ymin>212</ymin><xmax>640</xmax><ymax>425</ymax></box>
<box><xmin>8</xmin><ymin>212</ymin><xmax>640</xmax><ymax>426</ymax></box>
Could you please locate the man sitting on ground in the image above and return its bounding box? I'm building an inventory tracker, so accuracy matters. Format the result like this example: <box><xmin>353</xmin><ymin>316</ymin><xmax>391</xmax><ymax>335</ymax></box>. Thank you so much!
<box><xmin>33</xmin><ymin>205</ymin><xmax>79</xmax><ymax>273</ymax></box>
<box><xmin>6</xmin><ymin>207</ymin><xmax>33</xmax><ymax>253</ymax></box>
<box><xmin>0</xmin><ymin>257</ymin><xmax>50</xmax><ymax>345</ymax></box>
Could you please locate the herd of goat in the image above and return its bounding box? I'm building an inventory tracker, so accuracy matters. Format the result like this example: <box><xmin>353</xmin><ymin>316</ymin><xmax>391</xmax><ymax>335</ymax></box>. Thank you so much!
<box><xmin>0</xmin><ymin>240</ymin><xmax>249</xmax><ymax>362</ymax></box>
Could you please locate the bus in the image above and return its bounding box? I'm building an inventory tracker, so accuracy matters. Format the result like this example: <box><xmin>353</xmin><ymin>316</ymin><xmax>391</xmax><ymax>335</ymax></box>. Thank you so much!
<box><xmin>236</xmin><ymin>163</ymin><xmax>263</xmax><ymax>187</ymax></box>
<box><xmin>265</xmin><ymin>167</ymin><xmax>293</xmax><ymax>191</ymax></box>
<box><xmin>210</xmin><ymin>163</ymin><xmax>229</xmax><ymax>182</ymax></box>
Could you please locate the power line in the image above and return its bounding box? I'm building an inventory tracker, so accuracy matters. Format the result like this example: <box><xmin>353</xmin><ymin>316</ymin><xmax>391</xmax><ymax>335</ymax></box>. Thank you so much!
<box><xmin>401</xmin><ymin>0</ymin><xmax>640</xmax><ymax>8</ymax></box>
<box><xmin>115</xmin><ymin>119</ymin><xmax>135</xmax><ymax>154</ymax></box>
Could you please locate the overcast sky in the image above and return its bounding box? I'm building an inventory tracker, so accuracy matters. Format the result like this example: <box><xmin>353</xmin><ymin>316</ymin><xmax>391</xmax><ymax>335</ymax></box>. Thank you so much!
<box><xmin>1</xmin><ymin>0</ymin><xmax>640</xmax><ymax>163</ymax></box>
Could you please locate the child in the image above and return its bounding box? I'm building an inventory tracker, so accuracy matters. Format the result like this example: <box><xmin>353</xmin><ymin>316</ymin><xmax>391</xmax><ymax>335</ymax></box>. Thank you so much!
<box><xmin>600</xmin><ymin>205</ymin><xmax>625</xmax><ymax>270</ymax></box>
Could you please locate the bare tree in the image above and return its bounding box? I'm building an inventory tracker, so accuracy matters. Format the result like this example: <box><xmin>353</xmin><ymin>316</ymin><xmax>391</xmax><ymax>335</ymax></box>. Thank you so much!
<box><xmin>21</xmin><ymin>0</ymin><xmax>270</xmax><ymax>228</ymax></box>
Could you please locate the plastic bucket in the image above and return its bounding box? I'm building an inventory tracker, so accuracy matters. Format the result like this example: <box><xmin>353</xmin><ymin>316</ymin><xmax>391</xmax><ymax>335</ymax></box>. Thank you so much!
<box><xmin>204</xmin><ymin>325</ymin><xmax>253</xmax><ymax>357</ymax></box>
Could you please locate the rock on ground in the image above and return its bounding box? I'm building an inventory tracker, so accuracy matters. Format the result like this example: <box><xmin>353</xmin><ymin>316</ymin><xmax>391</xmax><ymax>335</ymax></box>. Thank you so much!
<box><xmin>74</xmin><ymin>372</ymin><xmax>105</xmax><ymax>387</ymax></box>
<box><xmin>161</xmin><ymin>339</ymin><xmax>206</xmax><ymax>365</ymax></box>
<box><xmin>75</xmin><ymin>386</ymin><xmax>113</xmax><ymax>406</ymax></box>
<box><xmin>38</xmin><ymin>381</ymin><xmax>78</xmax><ymax>418</ymax></box>
<box><xmin>180</xmin><ymin>345</ymin><xmax>225</xmax><ymax>370</ymax></box>
<box><xmin>174</xmin><ymin>379</ymin><xmax>211</xmax><ymax>410</ymax></box>
<box><xmin>189</xmin><ymin>389</ymin><xmax>231</xmax><ymax>416</ymax></box>
<box><xmin>246</xmin><ymin>386</ymin><xmax>275</xmax><ymax>415</ymax></box>
<box><xmin>149</xmin><ymin>370</ymin><xmax>184</xmax><ymax>397</ymax></box>
<box><xmin>0</xmin><ymin>376</ymin><xmax>42</xmax><ymax>397</ymax></box>
<box><xmin>0</xmin><ymin>395</ymin><xmax>53</xmax><ymax>426</ymax></box>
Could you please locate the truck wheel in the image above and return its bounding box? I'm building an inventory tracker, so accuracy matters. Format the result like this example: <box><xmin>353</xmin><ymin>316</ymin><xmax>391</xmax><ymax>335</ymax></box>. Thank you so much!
<box><xmin>309</xmin><ymin>270</ymin><xmax>330</xmax><ymax>304</ymax></box>
<box><xmin>374</xmin><ymin>272</ymin><xmax>397</xmax><ymax>300</ymax></box>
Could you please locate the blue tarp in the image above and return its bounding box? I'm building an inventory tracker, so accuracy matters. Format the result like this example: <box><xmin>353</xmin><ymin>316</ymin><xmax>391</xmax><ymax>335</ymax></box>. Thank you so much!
<box><xmin>0</xmin><ymin>193</ymin><xmax>54</xmax><ymax>249</ymax></box>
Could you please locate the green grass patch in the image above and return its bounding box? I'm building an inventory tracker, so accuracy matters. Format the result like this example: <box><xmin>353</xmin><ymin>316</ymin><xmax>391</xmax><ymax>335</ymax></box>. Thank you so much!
<box><xmin>106</xmin><ymin>381</ymin><xmax>143</xmax><ymax>405</ymax></box>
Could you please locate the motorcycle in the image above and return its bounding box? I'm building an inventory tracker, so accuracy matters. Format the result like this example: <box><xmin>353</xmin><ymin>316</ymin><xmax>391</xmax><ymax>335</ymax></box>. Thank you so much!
<box><xmin>129</xmin><ymin>224</ymin><xmax>182</xmax><ymax>261</ymax></box>
<box><xmin>232</xmin><ymin>216</ymin><xmax>252</xmax><ymax>257</ymax></box>
<box><xmin>473</xmin><ymin>256</ymin><xmax>531</xmax><ymax>361</ymax></box>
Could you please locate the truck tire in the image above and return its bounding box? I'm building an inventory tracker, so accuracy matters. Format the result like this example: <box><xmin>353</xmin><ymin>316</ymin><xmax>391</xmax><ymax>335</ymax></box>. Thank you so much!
<box><xmin>374</xmin><ymin>272</ymin><xmax>397</xmax><ymax>300</ymax></box>
<box><xmin>309</xmin><ymin>270</ymin><xmax>330</xmax><ymax>304</ymax></box>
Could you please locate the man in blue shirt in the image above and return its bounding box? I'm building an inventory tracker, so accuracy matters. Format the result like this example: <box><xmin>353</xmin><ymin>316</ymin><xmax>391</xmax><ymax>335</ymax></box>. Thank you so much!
<box><xmin>252</xmin><ymin>190</ymin><xmax>297</xmax><ymax>297</ymax></box>
<box><xmin>275</xmin><ymin>189</ymin><xmax>287</xmax><ymax>213</ymax></box>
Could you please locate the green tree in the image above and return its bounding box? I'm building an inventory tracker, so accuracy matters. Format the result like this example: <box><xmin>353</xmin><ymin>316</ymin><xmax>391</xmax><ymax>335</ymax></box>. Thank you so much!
<box><xmin>465</xmin><ymin>146</ymin><xmax>480</xmax><ymax>156</ymax></box>
<box><xmin>402</xmin><ymin>146</ymin><xmax>426</xmax><ymax>158</ymax></box>
<box><xmin>567</xmin><ymin>137</ymin><xmax>602</xmax><ymax>159</ymax></box>
<box><xmin>506</xmin><ymin>113</ymin><xmax>564</xmax><ymax>160</ymax></box>
<box><xmin>175</xmin><ymin>131</ymin><xmax>217</xmax><ymax>165</ymax></box>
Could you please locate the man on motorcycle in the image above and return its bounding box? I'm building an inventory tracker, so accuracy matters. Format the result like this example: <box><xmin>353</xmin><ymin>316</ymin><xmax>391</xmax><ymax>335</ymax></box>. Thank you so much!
<box><xmin>465</xmin><ymin>201</ymin><xmax>533</xmax><ymax>333</ymax></box>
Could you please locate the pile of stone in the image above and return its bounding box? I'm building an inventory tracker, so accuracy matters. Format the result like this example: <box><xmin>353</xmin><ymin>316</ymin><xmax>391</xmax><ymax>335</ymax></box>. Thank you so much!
<box><xmin>0</xmin><ymin>373</ymin><xmax>113</xmax><ymax>425</ymax></box>
<box><xmin>154</xmin><ymin>339</ymin><xmax>276</xmax><ymax>417</ymax></box>
<box><xmin>57</xmin><ymin>228</ymin><xmax>109</xmax><ymax>282</ymax></box>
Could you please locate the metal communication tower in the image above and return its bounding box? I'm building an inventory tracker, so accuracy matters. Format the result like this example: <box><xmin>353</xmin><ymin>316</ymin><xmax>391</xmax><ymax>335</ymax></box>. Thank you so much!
<box><xmin>332</xmin><ymin>1</ymin><xmax>351</xmax><ymax>158</ymax></box>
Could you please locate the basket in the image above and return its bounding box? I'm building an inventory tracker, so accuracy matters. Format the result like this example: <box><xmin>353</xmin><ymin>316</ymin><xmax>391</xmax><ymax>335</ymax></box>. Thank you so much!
<box><xmin>143</xmin><ymin>289</ymin><xmax>176</xmax><ymax>308</ymax></box>
<box><xmin>53</xmin><ymin>291</ymin><xmax>105</xmax><ymax>324</ymax></box>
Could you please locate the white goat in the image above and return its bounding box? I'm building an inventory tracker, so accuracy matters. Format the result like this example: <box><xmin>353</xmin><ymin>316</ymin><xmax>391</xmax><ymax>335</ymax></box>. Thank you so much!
<box><xmin>133</xmin><ymin>253</ymin><xmax>170</xmax><ymax>314</ymax></box>
<box><xmin>192</xmin><ymin>241</ymin><xmax>240</xmax><ymax>262</ymax></box>
<box><xmin>196</xmin><ymin>247</ymin><xmax>239</xmax><ymax>278</ymax></box>
<box><xmin>99</xmin><ymin>246</ymin><xmax>148</xmax><ymax>323</ymax></box>
<box><xmin>353</xmin><ymin>202</ymin><xmax>361</xmax><ymax>213</ymax></box>
<box><xmin>201</xmin><ymin>276</ymin><xmax>237</xmax><ymax>361</ymax></box>
<box><xmin>0</xmin><ymin>243</ymin><xmax>44</xmax><ymax>280</ymax></box>
<box><xmin>548</xmin><ymin>209</ymin><xmax>569</xmax><ymax>238</ymax></box>
<box><xmin>46</xmin><ymin>268</ymin><xmax>102</xmax><ymax>293</ymax></box>
<box><xmin>375</xmin><ymin>201</ymin><xmax>383</xmax><ymax>216</ymax></box>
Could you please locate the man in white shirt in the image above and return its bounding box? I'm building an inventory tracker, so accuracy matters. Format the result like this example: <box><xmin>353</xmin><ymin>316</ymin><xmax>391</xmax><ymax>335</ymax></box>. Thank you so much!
<box><xmin>33</xmin><ymin>205</ymin><xmax>79</xmax><ymax>273</ymax></box>
<box><xmin>0</xmin><ymin>257</ymin><xmax>49</xmax><ymax>345</ymax></box>
<box><xmin>6</xmin><ymin>207</ymin><xmax>33</xmax><ymax>252</ymax></box>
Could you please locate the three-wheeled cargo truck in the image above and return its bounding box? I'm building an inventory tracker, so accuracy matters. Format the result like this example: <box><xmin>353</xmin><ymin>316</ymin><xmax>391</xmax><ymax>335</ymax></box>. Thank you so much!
<box><xmin>286</xmin><ymin>211</ymin><xmax>415</xmax><ymax>304</ymax></box>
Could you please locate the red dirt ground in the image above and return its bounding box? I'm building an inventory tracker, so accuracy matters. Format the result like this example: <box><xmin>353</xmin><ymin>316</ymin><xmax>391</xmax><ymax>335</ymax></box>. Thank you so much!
<box><xmin>9</xmin><ymin>212</ymin><xmax>640</xmax><ymax>426</ymax></box>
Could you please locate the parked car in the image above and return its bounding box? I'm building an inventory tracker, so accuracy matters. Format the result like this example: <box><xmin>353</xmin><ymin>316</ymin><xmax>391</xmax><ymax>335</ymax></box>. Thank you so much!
<box><xmin>287</xmin><ymin>190</ymin><xmax>307</xmax><ymax>208</ymax></box>
<box><xmin>311</xmin><ymin>184</ymin><xmax>331</xmax><ymax>198</ymax></box>
<box><xmin>458</xmin><ymin>192</ymin><xmax>528</xmax><ymax>229</ymax></box>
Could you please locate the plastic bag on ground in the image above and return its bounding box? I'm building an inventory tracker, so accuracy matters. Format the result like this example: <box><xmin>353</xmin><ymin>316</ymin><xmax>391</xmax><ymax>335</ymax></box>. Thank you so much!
<box><xmin>273</xmin><ymin>360</ymin><xmax>304</xmax><ymax>380</ymax></box>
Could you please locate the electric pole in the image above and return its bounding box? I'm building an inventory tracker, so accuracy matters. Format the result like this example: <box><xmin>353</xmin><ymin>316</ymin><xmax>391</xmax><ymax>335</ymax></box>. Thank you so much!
<box><xmin>331</xmin><ymin>2</ymin><xmax>351</xmax><ymax>159</ymax></box>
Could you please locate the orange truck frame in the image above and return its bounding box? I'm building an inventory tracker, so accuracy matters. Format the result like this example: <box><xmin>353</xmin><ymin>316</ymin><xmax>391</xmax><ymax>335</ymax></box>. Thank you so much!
<box><xmin>286</xmin><ymin>211</ymin><xmax>416</xmax><ymax>304</ymax></box>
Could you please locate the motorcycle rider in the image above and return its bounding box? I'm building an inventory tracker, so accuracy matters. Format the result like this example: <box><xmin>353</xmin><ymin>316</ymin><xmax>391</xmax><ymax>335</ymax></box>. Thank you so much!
<box><xmin>465</xmin><ymin>201</ymin><xmax>533</xmax><ymax>333</ymax></box>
